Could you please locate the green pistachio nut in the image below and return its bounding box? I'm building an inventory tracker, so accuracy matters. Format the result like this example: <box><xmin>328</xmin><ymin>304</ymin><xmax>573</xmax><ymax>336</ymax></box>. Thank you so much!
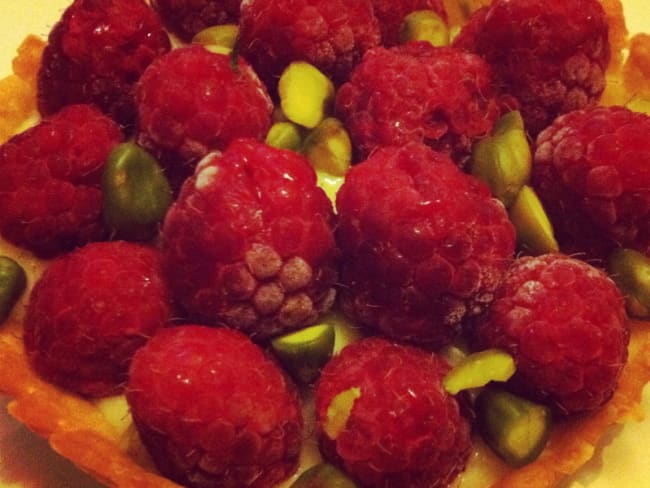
<box><xmin>607</xmin><ymin>248</ymin><xmax>650</xmax><ymax>318</ymax></box>
<box><xmin>472</xmin><ymin>110</ymin><xmax>532</xmax><ymax>208</ymax></box>
<box><xmin>509</xmin><ymin>185</ymin><xmax>559</xmax><ymax>255</ymax></box>
<box><xmin>278</xmin><ymin>61</ymin><xmax>335</xmax><ymax>129</ymax></box>
<box><xmin>476</xmin><ymin>388</ymin><xmax>552</xmax><ymax>467</ymax></box>
<box><xmin>266</xmin><ymin>121</ymin><xmax>303</xmax><ymax>152</ymax></box>
<box><xmin>443</xmin><ymin>348</ymin><xmax>516</xmax><ymax>395</ymax></box>
<box><xmin>192</xmin><ymin>24</ymin><xmax>239</xmax><ymax>55</ymax></box>
<box><xmin>0</xmin><ymin>256</ymin><xmax>27</xmax><ymax>323</ymax></box>
<box><xmin>302</xmin><ymin>117</ymin><xmax>352</xmax><ymax>177</ymax></box>
<box><xmin>102</xmin><ymin>142</ymin><xmax>173</xmax><ymax>241</ymax></box>
<box><xmin>625</xmin><ymin>96</ymin><xmax>650</xmax><ymax>115</ymax></box>
<box><xmin>291</xmin><ymin>463</ymin><xmax>358</xmax><ymax>488</ymax></box>
<box><xmin>399</xmin><ymin>10</ymin><xmax>450</xmax><ymax>47</ymax></box>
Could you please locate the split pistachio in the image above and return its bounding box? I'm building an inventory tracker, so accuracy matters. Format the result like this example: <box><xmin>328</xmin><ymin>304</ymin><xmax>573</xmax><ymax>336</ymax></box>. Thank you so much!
<box><xmin>303</xmin><ymin>117</ymin><xmax>352</xmax><ymax>177</ymax></box>
<box><xmin>607</xmin><ymin>248</ymin><xmax>650</xmax><ymax>318</ymax></box>
<box><xmin>399</xmin><ymin>10</ymin><xmax>450</xmax><ymax>47</ymax></box>
<box><xmin>271</xmin><ymin>323</ymin><xmax>335</xmax><ymax>384</ymax></box>
<box><xmin>102</xmin><ymin>142</ymin><xmax>173</xmax><ymax>241</ymax></box>
<box><xmin>192</xmin><ymin>24</ymin><xmax>239</xmax><ymax>55</ymax></box>
<box><xmin>278</xmin><ymin>61</ymin><xmax>335</xmax><ymax>129</ymax></box>
<box><xmin>291</xmin><ymin>463</ymin><xmax>358</xmax><ymax>488</ymax></box>
<box><xmin>0</xmin><ymin>256</ymin><xmax>27</xmax><ymax>323</ymax></box>
<box><xmin>509</xmin><ymin>185</ymin><xmax>559</xmax><ymax>255</ymax></box>
<box><xmin>471</xmin><ymin>110</ymin><xmax>532</xmax><ymax>208</ymax></box>
<box><xmin>443</xmin><ymin>348</ymin><xmax>515</xmax><ymax>395</ymax></box>
<box><xmin>476</xmin><ymin>388</ymin><xmax>552</xmax><ymax>467</ymax></box>
<box><xmin>266</xmin><ymin>121</ymin><xmax>303</xmax><ymax>152</ymax></box>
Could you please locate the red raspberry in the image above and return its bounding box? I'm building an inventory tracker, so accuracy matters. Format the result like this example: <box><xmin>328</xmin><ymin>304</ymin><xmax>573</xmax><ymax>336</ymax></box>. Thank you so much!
<box><xmin>151</xmin><ymin>0</ymin><xmax>241</xmax><ymax>42</ymax></box>
<box><xmin>238</xmin><ymin>0</ymin><xmax>381</xmax><ymax>90</ymax></box>
<box><xmin>453</xmin><ymin>0</ymin><xmax>610</xmax><ymax>136</ymax></box>
<box><xmin>161</xmin><ymin>139</ymin><xmax>338</xmax><ymax>340</ymax></box>
<box><xmin>23</xmin><ymin>241</ymin><xmax>172</xmax><ymax>398</ymax></box>
<box><xmin>126</xmin><ymin>325</ymin><xmax>303</xmax><ymax>488</ymax></box>
<box><xmin>335</xmin><ymin>43</ymin><xmax>501</xmax><ymax>166</ymax></box>
<box><xmin>472</xmin><ymin>253</ymin><xmax>629</xmax><ymax>415</ymax></box>
<box><xmin>315</xmin><ymin>337</ymin><xmax>471</xmax><ymax>488</ymax></box>
<box><xmin>0</xmin><ymin>104</ymin><xmax>122</xmax><ymax>258</ymax></box>
<box><xmin>135</xmin><ymin>45</ymin><xmax>274</xmax><ymax>189</ymax></box>
<box><xmin>37</xmin><ymin>0</ymin><xmax>171</xmax><ymax>131</ymax></box>
<box><xmin>532</xmin><ymin>106</ymin><xmax>650</xmax><ymax>262</ymax></box>
<box><xmin>336</xmin><ymin>143</ymin><xmax>516</xmax><ymax>348</ymax></box>
<box><xmin>371</xmin><ymin>0</ymin><xmax>447</xmax><ymax>46</ymax></box>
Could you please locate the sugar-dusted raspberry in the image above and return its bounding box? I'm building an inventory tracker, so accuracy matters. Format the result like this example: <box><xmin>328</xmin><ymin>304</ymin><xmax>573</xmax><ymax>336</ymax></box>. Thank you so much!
<box><xmin>336</xmin><ymin>142</ymin><xmax>515</xmax><ymax>348</ymax></box>
<box><xmin>472</xmin><ymin>253</ymin><xmax>628</xmax><ymax>415</ymax></box>
<box><xmin>151</xmin><ymin>0</ymin><xmax>241</xmax><ymax>42</ymax></box>
<box><xmin>37</xmin><ymin>0</ymin><xmax>171</xmax><ymax>131</ymax></box>
<box><xmin>238</xmin><ymin>0</ymin><xmax>381</xmax><ymax>91</ymax></box>
<box><xmin>135</xmin><ymin>45</ymin><xmax>273</xmax><ymax>189</ymax></box>
<box><xmin>371</xmin><ymin>0</ymin><xmax>447</xmax><ymax>46</ymax></box>
<box><xmin>453</xmin><ymin>0</ymin><xmax>610</xmax><ymax>136</ymax></box>
<box><xmin>315</xmin><ymin>337</ymin><xmax>471</xmax><ymax>488</ymax></box>
<box><xmin>532</xmin><ymin>105</ymin><xmax>650</xmax><ymax>262</ymax></box>
<box><xmin>161</xmin><ymin>139</ymin><xmax>338</xmax><ymax>340</ymax></box>
<box><xmin>23</xmin><ymin>241</ymin><xmax>172</xmax><ymax>398</ymax></box>
<box><xmin>0</xmin><ymin>104</ymin><xmax>123</xmax><ymax>258</ymax></box>
<box><xmin>127</xmin><ymin>325</ymin><xmax>303</xmax><ymax>488</ymax></box>
<box><xmin>335</xmin><ymin>43</ymin><xmax>501</xmax><ymax>165</ymax></box>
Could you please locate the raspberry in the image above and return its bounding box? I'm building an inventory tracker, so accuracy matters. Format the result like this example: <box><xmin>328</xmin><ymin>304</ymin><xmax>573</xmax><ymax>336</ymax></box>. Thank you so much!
<box><xmin>335</xmin><ymin>43</ymin><xmax>501</xmax><ymax>165</ymax></box>
<box><xmin>37</xmin><ymin>0</ymin><xmax>171</xmax><ymax>131</ymax></box>
<box><xmin>126</xmin><ymin>325</ymin><xmax>303</xmax><ymax>488</ymax></box>
<box><xmin>151</xmin><ymin>0</ymin><xmax>241</xmax><ymax>42</ymax></box>
<box><xmin>0</xmin><ymin>104</ymin><xmax>122</xmax><ymax>258</ymax></box>
<box><xmin>371</xmin><ymin>0</ymin><xmax>447</xmax><ymax>46</ymax></box>
<box><xmin>453</xmin><ymin>0</ymin><xmax>610</xmax><ymax>136</ymax></box>
<box><xmin>161</xmin><ymin>139</ymin><xmax>339</xmax><ymax>340</ymax></box>
<box><xmin>135</xmin><ymin>45</ymin><xmax>274</xmax><ymax>189</ymax></box>
<box><xmin>23</xmin><ymin>241</ymin><xmax>172</xmax><ymax>398</ymax></box>
<box><xmin>532</xmin><ymin>106</ymin><xmax>650</xmax><ymax>262</ymax></box>
<box><xmin>315</xmin><ymin>337</ymin><xmax>471</xmax><ymax>488</ymax></box>
<box><xmin>238</xmin><ymin>0</ymin><xmax>381</xmax><ymax>91</ymax></box>
<box><xmin>471</xmin><ymin>253</ymin><xmax>629</xmax><ymax>415</ymax></box>
<box><xmin>335</xmin><ymin>142</ymin><xmax>516</xmax><ymax>348</ymax></box>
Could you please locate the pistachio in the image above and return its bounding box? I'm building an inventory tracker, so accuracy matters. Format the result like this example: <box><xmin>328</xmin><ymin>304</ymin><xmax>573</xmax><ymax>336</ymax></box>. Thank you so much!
<box><xmin>192</xmin><ymin>24</ymin><xmax>239</xmax><ymax>55</ymax></box>
<box><xmin>399</xmin><ymin>10</ymin><xmax>450</xmax><ymax>47</ymax></box>
<box><xmin>509</xmin><ymin>185</ymin><xmax>559</xmax><ymax>255</ymax></box>
<box><xmin>443</xmin><ymin>348</ymin><xmax>515</xmax><ymax>395</ymax></box>
<box><xmin>471</xmin><ymin>110</ymin><xmax>532</xmax><ymax>208</ymax></box>
<box><xmin>625</xmin><ymin>96</ymin><xmax>650</xmax><ymax>115</ymax></box>
<box><xmin>291</xmin><ymin>463</ymin><xmax>358</xmax><ymax>488</ymax></box>
<box><xmin>0</xmin><ymin>256</ymin><xmax>27</xmax><ymax>323</ymax></box>
<box><xmin>607</xmin><ymin>248</ymin><xmax>650</xmax><ymax>318</ymax></box>
<box><xmin>266</xmin><ymin>121</ymin><xmax>303</xmax><ymax>151</ymax></box>
<box><xmin>323</xmin><ymin>387</ymin><xmax>361</xmax><ymax>440</ymax></box>
<box><xmin>102</xmin><ymin>142</ymin><xmax>173</xmax><ymax>241</ymax></box>
<box><xmin>303</xmin><ymin>117</ymin><xmax>352</xmax><ymax>176</ymax></box>
<box><xmin>278</xmin><ymin>61</ymin><xmax>335</xmax><ymax>129</ymax></box>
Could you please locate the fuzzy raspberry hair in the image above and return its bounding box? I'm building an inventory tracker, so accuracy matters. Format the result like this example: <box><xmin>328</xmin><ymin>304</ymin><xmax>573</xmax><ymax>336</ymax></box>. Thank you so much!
<box><xmin>335</xmin><ymin>142</ymin><xmax>515</xmax><ymax>348</ymax></box>
<box><xmin>135</xmin><ymin>44</ymin><xmax>274</xmax><ymax>189</ymax></box>
<box><xmin>315</xmin><ymin>337</ymin><xmax>471</xmax><ymax>488</ymax></box>
<box><xmin>151</xmin><ymin>0</ymin><xmax>241</xmax><ymax>42</ymax></box>
<box><xmin>335</xmin><ymin>43</ymin><xmax>501</xmax><ymax>165</ymax></box>
<box><xmin>161</xmin><ymin>139</ymin><xmax>338</xmax><ymax>340</ymax></box>
<box><xmin>0</xmin><ymin>104</ymin><xmax>122</xmax><ymax>258</ymax></box>
<box><xmin>24</xmin><ymin>241</ymin><xmax>172</xmax><ymax>398</ymax></box>
<box><xmin>532</xmin><ymin>105</ymin><xmax>650</xmax><ymax>262</ymax></box>
<box><xmin>453</xmin><ymin>0</ymin><xmax>610</xmax><ymax>135</ymax></box>
<box><xmin>127</xmin><ymin>325</ymin><xmax>303</xmax><ymax>488</ymax></box>
<box><xmin>238</xmin><ymin>0</ymin><xmax>381</xmax><ymax>90</ymax></box>
<box><xmin>472</xmin><ymin>253</ymin><xmax>629</xmax><ymax>415</ymax></box>
<box><xmin>37</xmin><ymin>0</ymin><xmax>171</xmax><ymax>131</ymax></box>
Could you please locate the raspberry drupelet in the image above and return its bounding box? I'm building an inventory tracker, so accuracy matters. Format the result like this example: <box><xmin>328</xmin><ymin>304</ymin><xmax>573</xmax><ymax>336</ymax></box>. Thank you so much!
<box><xmin>161</xmin><ymin>139</ymin><xmax>339</xmax><ymax>340</ymax></box>
<box><xmin>335</xmin><ymin>43</ymin><xmax>501</xmax><ymax>166</ymax></box>
<box><xmin>238</xmin><ymin>0</ymin><xmax>381</xmax><ymax>91</ymax></box>
<box><xmin>24</xmin><ymin>241</ymin><xmax>172</xmax><ymax>398</ymax></box>
<box><xmin>532</xmin><ymin>105</ymin><xmax>650</xmax><ymax>262</ymax></box>
<box><xmin>127</xmin><ymin>325</ymin><xmax>303</xmax><ymax>488</ymax></box>
<box><xmin>370</xmin><ymin>0</ymin><xmax>447</xmax><ymax>46</ymax></box>
<box><xmin>150</xmin><ymin>0</ymin><xmax>241</xmax><ymax>42</ymax></box>
<box><xmin>135</xmin><ymin>44</ymin><xmax>274</xmax><ymax>189</ymax></box>
<box><xmin>453</xmin><ymin>0</ymin><xmax>610</xmax><ymax>136</ymax></box>
<box><xmin>0</xmin><ymin>104</ymin><xmax>122</xmax><ymax>258</ymax></box>
<box><xmin>37</xmin><ymin>0</ymin><xmax>171</xmax><ymax>131</ymax></box>
<box><xmin>335</xmin><ymin>142</ymin><xmax>516</xmax><ymax>348</ymax></box>
<box><xmin>472</xmin><ymin>253</ymin><xmax>629</xmax><ymax>415</ymax></box>
<box><xmin>315</xmin><ymin>337</ymin><xmax>472</xmax><ymax>488</ymax></box>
